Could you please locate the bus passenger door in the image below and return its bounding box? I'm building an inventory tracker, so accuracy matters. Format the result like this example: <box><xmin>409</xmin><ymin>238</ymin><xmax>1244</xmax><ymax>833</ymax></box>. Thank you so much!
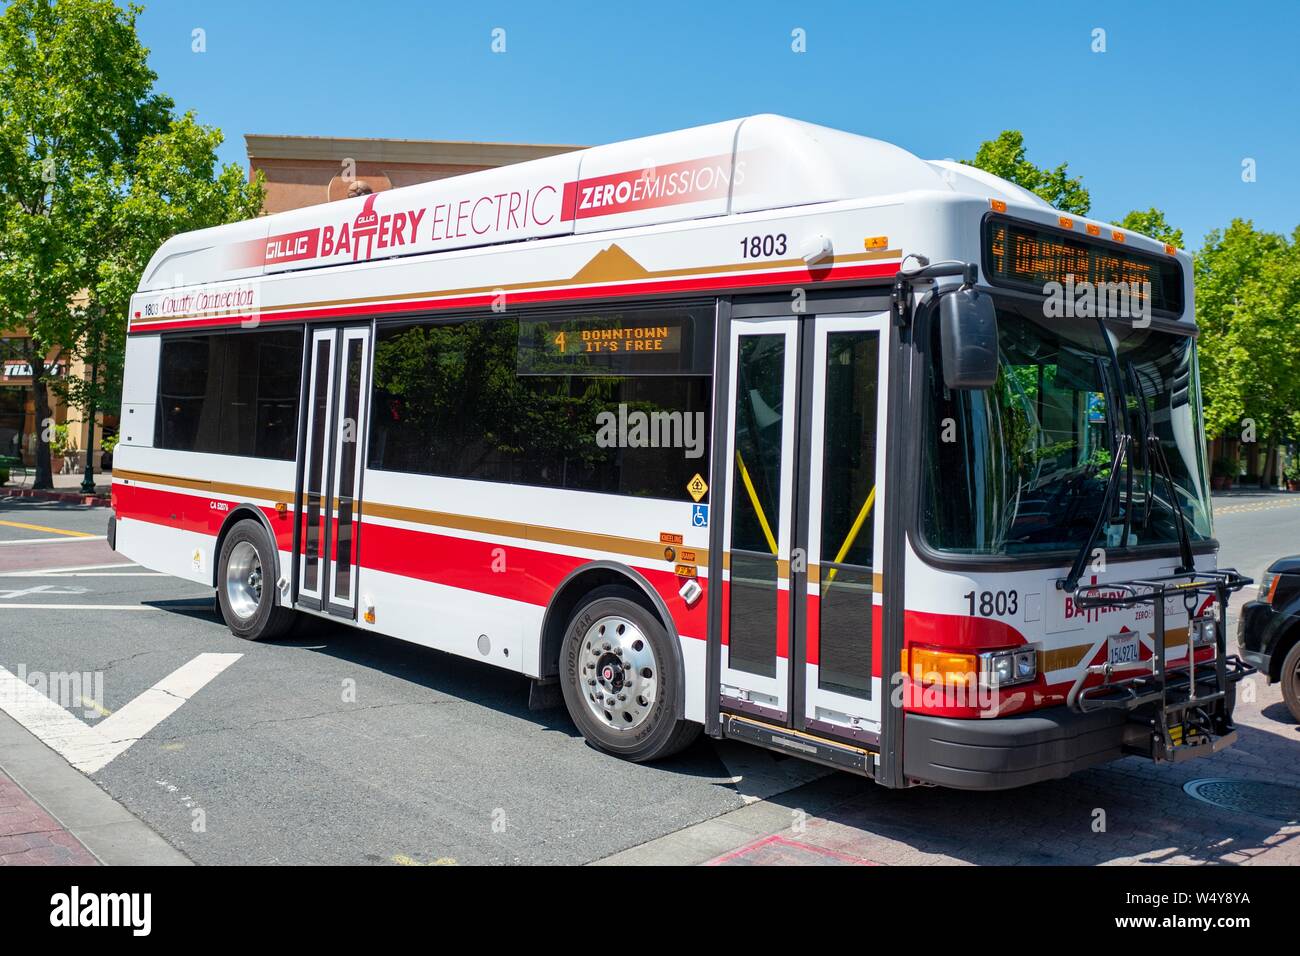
<box><xmin>295</xmin><ymin>325</ymin><xmax>372</xmax><ymax>619</ymax></box>
<box><xmin>797</xmin><ymin>313</ymin><xmax>887</xmax><ymax>745</ymax></box>
<box><xmin>718</xmin><ymin>316</ymin><xmax>800</xmax><ymax>723</ymax></box>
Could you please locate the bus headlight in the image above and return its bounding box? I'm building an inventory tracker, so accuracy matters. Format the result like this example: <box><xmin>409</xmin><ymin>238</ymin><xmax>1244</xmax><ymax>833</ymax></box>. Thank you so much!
<box><xmin>979</xmin><ymin>648</ymin><xmax>1037</xmax><ymax>688</ymax></box>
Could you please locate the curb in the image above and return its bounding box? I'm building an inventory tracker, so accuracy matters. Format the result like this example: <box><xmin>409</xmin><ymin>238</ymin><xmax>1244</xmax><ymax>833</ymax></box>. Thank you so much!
<box><xmin>1</xmin><ymin>488</ymin><xmax>110</xmax><ymax>507</ymax></box>
<box><xmin>0</xmin><ymin>710</ymin><xmax>192</xmax><ymax>866</ymax></box>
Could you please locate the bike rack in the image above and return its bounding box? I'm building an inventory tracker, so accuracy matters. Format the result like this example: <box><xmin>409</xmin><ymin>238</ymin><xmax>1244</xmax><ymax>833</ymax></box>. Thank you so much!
<box><xmin>1069</xmin><ymin>569</ymin><xmax>1256</xmax><ymax>763</ymax></box>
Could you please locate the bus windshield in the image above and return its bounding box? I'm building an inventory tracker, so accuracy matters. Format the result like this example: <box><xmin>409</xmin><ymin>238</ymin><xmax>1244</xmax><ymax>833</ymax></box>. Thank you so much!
<box><xmin>920</xmin><ymin>300</ymin><xmax>1214</xmax><ymax>558</ymax></box>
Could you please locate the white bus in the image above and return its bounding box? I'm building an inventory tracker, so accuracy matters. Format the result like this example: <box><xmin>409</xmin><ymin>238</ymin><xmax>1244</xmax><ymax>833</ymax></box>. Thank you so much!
<box><xmin>110</xmin><ymin>115</ymin><xmax>1252</xmax><ymax>789</ymax></box>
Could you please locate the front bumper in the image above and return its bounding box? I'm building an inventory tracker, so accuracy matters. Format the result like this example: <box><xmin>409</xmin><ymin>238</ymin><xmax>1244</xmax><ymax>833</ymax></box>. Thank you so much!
<box><xmin>903</xmin><ymin>708</ymin><xmax>1129</xmax><ymax>790</ymax></box>
<box><xmin>1236</xmin><ymin>599</ymin><xmax>1276</xmax><ymax>678</ymax></box>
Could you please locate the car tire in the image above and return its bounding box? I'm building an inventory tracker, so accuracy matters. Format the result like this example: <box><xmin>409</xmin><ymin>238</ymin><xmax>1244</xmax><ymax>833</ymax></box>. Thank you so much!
<box><xmin>1281</xmin><ymin>639</ymin><xmax>1300</xmax><ymax>723</ymax></box>
<box><xmin>216</xmin><ymin>518</ymin><xmax>296</xmax><ymax>641</ymax></box>
<box><xmin>559</xmin><ymin>585</ymin><xmax>700</xmax><ymax>762</ymax></box>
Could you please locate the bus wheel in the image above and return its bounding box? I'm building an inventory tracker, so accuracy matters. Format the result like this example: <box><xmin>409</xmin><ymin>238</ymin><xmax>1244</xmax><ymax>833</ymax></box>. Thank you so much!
<box><xmin>217</xmin><ymin>519</ymin><xmax>295</xmax><ymax>641</ymax></box>
<box><xmin>559</xmin><ymin>585</ymin><xmax>700</xmax><ymax>762</ymax></box>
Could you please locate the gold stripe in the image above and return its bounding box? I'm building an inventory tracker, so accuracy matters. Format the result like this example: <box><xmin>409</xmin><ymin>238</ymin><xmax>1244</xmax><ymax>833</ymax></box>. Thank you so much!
<box><xmin>114</xmin><ymin>469</ymin><xmax>705</xmax><ymax>567</ymax></box>
<box><xmin>131</xmin><ymin>248</ymin><xmax>903</xmax><ymax>326</ymax></box>
<box><xmin>113</xmin><ymin>468</ymin><xmax>287</xmax><ymax>504</ymax></box>
<box><xmin>1041</xmin><ymin>643</ymin><xmax>1092</xmax><ymax>672</ymax></box>
<box><xmin>1041</xmin><ymin>624</ymin><xmax>1196</xmax><ymax>673</ymax></box>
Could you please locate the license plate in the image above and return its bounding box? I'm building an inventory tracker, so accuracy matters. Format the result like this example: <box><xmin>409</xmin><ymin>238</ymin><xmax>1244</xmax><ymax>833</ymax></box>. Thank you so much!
<box><xmin>1107</xmin><ymin>633</ymin><xmax>1140</xmax><ymax>666</ymax></box>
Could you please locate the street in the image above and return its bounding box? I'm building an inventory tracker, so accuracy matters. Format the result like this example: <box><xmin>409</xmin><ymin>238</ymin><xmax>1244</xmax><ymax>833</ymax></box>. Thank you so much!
<box><xmin>1</xmin><ymin>494</ymin><xmax>1297</xmax><ymax>866</ymax></box>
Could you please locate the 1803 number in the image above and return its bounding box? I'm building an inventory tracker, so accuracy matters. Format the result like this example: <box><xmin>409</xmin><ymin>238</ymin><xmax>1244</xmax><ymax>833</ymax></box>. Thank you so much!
<box><xmin>740</xmin><ymin>233</ymin><xmax>787</xmax><ymax>258</ymax></box>
<box><xmin>963</xmin><ymin>589</ymin><xmax>1019</xmax><ymax>617</ymax></box>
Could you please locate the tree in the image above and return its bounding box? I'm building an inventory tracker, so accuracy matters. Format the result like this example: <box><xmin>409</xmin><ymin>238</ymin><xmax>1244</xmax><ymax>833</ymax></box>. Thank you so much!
<box><xmin>1194</xmin><ymin>220</ymin><xmax>1300</xmax><ymax>485</ymax></box>
<box><xmin>0</xmin><ymin>0</ymin><xmax>261</xmax><ymax>488</ymax></box>
<box><xmin>962</xmin><ymin>130</ymin><xmax>1091</xmax><ymax>215</ymax></box>
<box><xmin>1113</xmin><ymin>207</ymin><xmax>1184</xmax><ymax>249</ymax></box>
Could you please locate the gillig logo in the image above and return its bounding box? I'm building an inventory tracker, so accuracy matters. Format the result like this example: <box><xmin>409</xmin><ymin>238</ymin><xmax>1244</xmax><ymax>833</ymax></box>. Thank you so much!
<box><xmin>349</xmin><ymin>194</ymin><xmax>379</xmax><ymax>262</ymax></box>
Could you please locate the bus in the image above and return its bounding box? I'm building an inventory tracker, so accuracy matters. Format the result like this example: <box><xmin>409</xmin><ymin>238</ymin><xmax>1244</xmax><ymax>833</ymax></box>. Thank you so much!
<box><xmin>109</xmin><ymin>115</ymin><xmax>1253</xmax><ymax>790</ymax></box>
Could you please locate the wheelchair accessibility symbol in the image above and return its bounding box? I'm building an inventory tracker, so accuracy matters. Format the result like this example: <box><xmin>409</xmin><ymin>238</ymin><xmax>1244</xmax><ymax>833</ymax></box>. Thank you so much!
<box><xmin>691</xmin><ymin>504</ymin><xmax>709</xmax><ymax>528</ymax></box>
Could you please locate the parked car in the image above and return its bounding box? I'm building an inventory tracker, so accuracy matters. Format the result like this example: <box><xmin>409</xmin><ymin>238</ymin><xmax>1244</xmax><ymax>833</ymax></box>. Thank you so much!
<box><xmin>1238</xmin><ymin>555</ymin><xmax>1300</xmax><ymax>721</ymax></box>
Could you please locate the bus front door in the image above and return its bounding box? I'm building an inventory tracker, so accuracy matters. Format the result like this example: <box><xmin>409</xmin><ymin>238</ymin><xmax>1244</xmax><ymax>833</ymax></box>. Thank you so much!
<box><xmin>295</xmin><ymin>325</ymin><xmax>372</xmax><ymax>619</ymax></box>
<box><xmin>718</xmin><ymin>311</ymin><xmax>886</xmax><ymax>754</ymax></box>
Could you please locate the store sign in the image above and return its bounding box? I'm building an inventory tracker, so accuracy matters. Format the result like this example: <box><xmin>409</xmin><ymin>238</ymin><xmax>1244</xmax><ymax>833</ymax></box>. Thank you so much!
<box><xmin>2</xmin><ymin>361</ymin><xmax>63</xmax><ymax>380</ymax></box>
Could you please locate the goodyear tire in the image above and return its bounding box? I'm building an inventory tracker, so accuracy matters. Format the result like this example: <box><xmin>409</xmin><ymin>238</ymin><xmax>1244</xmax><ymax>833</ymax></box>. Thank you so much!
<box><xmin>559</xmin><ymin>585</ymin><xmax>700</xmax><ymax>762</ymax></box>
<box><xmin>216</xmin><ymin>519</ymin><xmax>296</xmax><ymax>641</ymax></box>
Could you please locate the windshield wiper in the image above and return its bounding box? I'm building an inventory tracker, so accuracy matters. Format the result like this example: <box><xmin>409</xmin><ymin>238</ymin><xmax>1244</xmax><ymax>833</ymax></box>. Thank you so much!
<box><xmin>1061</xmin><ymin>325</ymin><xmax>1132</xmax><ymax>594</ymax></box>
<box><xmin>1125</xmin><ymin>359</ymin><xmax>1195</xmax><ymax>575</ymax></box>
<box><xmin>1061</xmin><ymin>433</ymin><xmax>1130</xmax><ymax>593</ymax></box>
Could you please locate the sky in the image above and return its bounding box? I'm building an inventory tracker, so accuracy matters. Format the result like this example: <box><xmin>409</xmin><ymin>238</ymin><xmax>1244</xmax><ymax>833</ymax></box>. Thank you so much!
<box><xmin>128</xmin><ymin>0</ymin><xmax>1299</xmax><ymax>251</ymax></box>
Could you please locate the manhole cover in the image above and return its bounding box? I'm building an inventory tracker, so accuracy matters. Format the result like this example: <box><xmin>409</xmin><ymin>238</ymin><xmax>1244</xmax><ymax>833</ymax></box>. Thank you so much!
<box><xmin>1183</xmin><ymin>778</ymin><xmax>1300</xmax><ymax>824</ymax></box>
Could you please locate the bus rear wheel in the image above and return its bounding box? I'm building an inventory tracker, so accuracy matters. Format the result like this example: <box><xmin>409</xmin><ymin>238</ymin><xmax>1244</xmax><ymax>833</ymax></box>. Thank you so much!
<box><xmin>559</xmin><ymin>586</ymin><xmax>700</xmax><ymax>762</ymax></box>
<box><xmin>217</xmin><ymin>519</ymin><xmax>296</xmax><ymax>641</ymax></box>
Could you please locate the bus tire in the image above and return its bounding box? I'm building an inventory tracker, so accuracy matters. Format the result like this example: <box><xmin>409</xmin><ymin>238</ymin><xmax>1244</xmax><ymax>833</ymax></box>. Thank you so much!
<box><xmin>559</xmin><ymin>585</ymin><xmax>700</xmax><ymax>762</ymax></box>
<box><xmin>216</xmin><ymin>519</ymin><xmax>295</xmax><ymax>641</ymax></box>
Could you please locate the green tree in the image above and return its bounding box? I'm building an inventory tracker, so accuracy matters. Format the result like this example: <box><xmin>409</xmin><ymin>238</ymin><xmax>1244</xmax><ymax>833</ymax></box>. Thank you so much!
<box><xmin>1113</xmin><ymin>207</ymin><xmax>1184</xmax><ymax>249</ymax></box>
<box><xmin>0</xmin><ymin>0</ymin><xmax>261</xmax><ymax>488</ymax></box>
<box><xmin>1194</xmin><ymin>219</ymin><xmax>1300</xmax><ymax>485</ymax></box>
<box><xmin>962</xmin><ymin>130</ymin><xmax>1091</xmax><ymax>215</ymax></box>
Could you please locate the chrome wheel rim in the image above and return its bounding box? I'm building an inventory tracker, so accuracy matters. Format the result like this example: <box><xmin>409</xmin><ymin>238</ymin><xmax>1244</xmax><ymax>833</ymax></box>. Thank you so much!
<box><xmin>224</xmin><ymin>541</ymin><xmax>263</xmax><ymax>621</ymax></box>
<box><xmin>579</xmin><ymin>615</ymin><xmax>658</xmax><ymax>731</ymax></box>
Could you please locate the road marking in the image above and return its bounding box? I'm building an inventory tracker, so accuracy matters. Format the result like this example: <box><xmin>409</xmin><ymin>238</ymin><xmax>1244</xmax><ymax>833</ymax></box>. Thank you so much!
<box><xmin>0</xmin><ymin>572</ymin><xmax>164</xmax><ymax>578</ymax></box>
<box><xmin>0</xmin><ymin>603</ymin><xmax>160</xmax><ymax>610</ymax></box>
<box><xmin>80</xmin><ymin>695</ymin><xmax>112</xmax><ymax>718</ymax></box>
<box><xmin>0</xmin><ymin>535</ymin><xmax>108</xmax><ymax>546</ymax></box>
<box><xmin>0</xmin><ymin>652</ymin><xmax>241</xmax><ymax>773</ymax></box>
<box><xmin>0</xmin><ymin>584</ymin><xmax>90</xmax><ymax>599</ymax></box>
<box><xmin>0</xmin><ymin>519</ymin><xmax>97</xmax><ymax>538</ymax></box>
<box><xmin>5</xmin><ymin>562</ymin><xmax>139</xmax><ymax>575</ymax></box>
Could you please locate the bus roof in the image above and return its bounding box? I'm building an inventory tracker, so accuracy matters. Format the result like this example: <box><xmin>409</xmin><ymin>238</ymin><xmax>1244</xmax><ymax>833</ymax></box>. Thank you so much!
<box><xmin>138</xmin><ymin>114</ymin><xmax>1053</xmax><ymax>293</ymax></box>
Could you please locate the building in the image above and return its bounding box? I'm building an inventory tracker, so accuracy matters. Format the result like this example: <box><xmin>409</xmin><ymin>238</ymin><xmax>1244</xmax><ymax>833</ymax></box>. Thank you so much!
<box><xmin>246</xmin><ymin>133</ymin><xmax>583</xmax><ymax>214</ymax></box>
<box><xmin>0</xmin><ymin>133</ymin><xmax>584</xmax><ymax>476</ymax></box>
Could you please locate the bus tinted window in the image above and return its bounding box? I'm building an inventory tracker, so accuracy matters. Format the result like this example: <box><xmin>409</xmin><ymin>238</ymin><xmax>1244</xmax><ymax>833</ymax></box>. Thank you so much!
<box><xmin>155</xmin><ymin>329</ymin><xmax>303</xmax><ymax>460</ymax></box>
<box><xmin>368</xmin><ymin>305</ymin><xmax>714</xmax><ymax>501</ymax></box>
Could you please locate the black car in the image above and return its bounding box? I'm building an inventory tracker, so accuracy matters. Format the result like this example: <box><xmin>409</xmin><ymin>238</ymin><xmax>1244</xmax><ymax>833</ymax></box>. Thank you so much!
<box><xmin>1238</xmin><ymin>555</ymin><xmax>1300</xmax><ymax>721</ymax></box>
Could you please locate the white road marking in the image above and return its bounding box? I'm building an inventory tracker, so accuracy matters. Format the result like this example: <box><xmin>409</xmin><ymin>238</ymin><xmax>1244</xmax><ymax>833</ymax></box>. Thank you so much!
<box><xmin>0</xmin><ymin>584</ymin><xmax>91</xmax><ymax>599</ymax></box>
<box><xmin>0</xmin><ymin>535</ymin><xmax>108</xmax><ymax>546</ymax></box>
<box><xmin>4</xmin><ymin>562</ymin><xmax>140</xmax><ymax>575</ymax></box>
<box><xmin>0</xmin><ymin>572</ymin><xmax>164</xmax><ymax>578</ymax></box>
<box><xmin>0</xmin><ymin>603</ymin><xmax>161</xmax><ymax>610</ymax></box>
<box><xmin>0</xmin><ymin>652</ymin><xmax>241</xmax><ymax>773</ymax></box>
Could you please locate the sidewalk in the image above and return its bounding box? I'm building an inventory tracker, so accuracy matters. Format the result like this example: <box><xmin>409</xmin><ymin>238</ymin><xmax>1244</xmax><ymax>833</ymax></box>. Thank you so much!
<box><xmin>0</xmin><ymin>770</ymin><xmax>99</xmax><ymax>865</ymax></box>
<box><xmin>0</xmin><ymin>710</ymin><xmax>191</xmax><ymax>866</ymax></box>
<box><xmin>1</xmin><ymin>469</ymin><xmax>112</xmax><ymax>505</ymax></box>
<box><xmin>598</xmin><ymin>678</ymin><xmax>1300</xmax><ymax>866</ymax></box>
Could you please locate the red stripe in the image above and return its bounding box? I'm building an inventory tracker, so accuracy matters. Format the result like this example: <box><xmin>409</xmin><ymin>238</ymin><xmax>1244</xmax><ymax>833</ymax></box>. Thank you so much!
<box><xmin>114</xmin><ymin>482</ymin><xmax>707</xmax><ymax>638</ymax></box>
<box><xmin>129</xmin><ymin>260</ymin><xmax>899</xmax><ymax>334</ymax></box>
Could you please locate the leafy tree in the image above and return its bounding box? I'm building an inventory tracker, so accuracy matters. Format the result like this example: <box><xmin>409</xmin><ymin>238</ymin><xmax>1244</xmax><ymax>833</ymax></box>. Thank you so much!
<box><xmin>962</xmin><ymin>130</ymin><xmax>1091</xmax><ymax>215</ymax></box>
<box><xmin>0</xmin><ymin>0</ymin><xmax>261</xmax><ymax>488</ymax></box>
<box><xmin>1194</xmin><ymin>219</ymin><xmax>1300</xmax><ymax>485</ymax></box>
<box><xmin>1113</xmin><ymin>207</ymin><xmax>1184</xmax><ymax>249</ymax></box>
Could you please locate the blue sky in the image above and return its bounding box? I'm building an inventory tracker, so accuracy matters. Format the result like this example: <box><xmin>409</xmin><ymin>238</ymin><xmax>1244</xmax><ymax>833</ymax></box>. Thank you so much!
<box><xmin>132</xmin><ymin>0</ymin><xmax>1298</xmax><ymax>251</ymax></box>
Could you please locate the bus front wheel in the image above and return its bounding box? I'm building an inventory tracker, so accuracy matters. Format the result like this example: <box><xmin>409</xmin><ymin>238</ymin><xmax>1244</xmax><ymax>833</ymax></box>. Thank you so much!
<box><xmin>216</xmin><ymin>519</ymin><xmax>296</xmax><ymax>641</ymax></box>
<box><xmin>559</xmin><ymin>585</ymin><xmax>700</xmax><ymax>762</ymax></box>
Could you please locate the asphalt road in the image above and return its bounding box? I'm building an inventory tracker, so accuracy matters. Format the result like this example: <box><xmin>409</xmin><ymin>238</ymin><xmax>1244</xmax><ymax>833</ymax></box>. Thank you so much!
<box><xmin>0</xmin><ymin>492</ymin><xmax>1296</xmax><ymax>865</ymax></box>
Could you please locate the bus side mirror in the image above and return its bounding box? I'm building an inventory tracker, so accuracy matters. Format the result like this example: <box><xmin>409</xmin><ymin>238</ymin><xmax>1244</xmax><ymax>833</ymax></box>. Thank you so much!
<box><xmin>939</xmin><ymin>288</ymin><xmax>998</xmax><ymax>389</ymax></box>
